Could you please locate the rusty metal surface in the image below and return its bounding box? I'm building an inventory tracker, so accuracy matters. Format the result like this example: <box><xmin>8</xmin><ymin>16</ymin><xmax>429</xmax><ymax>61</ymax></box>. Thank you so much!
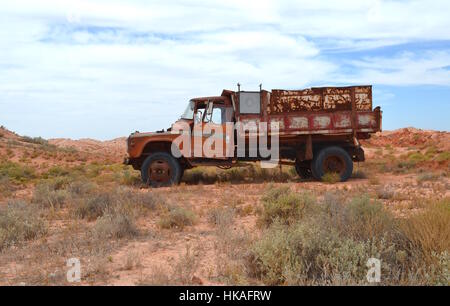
<box><xmin>269</xmin><ymin>86</ymin><xmax>372</xmax><ymax>114</ymax></box>
<box><xmin>126</xmin><ymin>86</ymin><xmax>381</xmax><ymax>164</ymax></box>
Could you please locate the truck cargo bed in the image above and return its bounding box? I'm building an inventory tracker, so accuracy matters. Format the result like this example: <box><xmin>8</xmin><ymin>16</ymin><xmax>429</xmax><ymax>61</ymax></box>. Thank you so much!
<box><xmin>236</xmin><ymin>86</ymin><xmax>381</xmax><ymax>136</ymax></box>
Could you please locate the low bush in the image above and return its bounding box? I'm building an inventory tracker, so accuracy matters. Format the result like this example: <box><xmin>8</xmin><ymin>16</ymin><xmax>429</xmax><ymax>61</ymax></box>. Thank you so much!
<box><xmin>158</xmin><ymin>205</ymin><xmax>197</xmax><ymax>230</ymax></box>
<box><xmin>259</xmin><ymin>186</ymin><xmax>315</xmax><ymax>226</ymax></box>
<box><xmin>400</xmin><ymin>199</ymin><xmax>450</xmax><ymax>264</ymax></box>
<box><xmin>121</xmin><ymin>169</ymin><xmax>141</xmax><ymax>186</ymax></box>
<box><xmin>94</xmin><ymin>205</ymin><xmax>138</xmax><ymax>239</ymax></box>
<box><xmin>408</xmin><ymin>152</ymin><xmax>427</xmax><ymax>163</ymax></box>
<box><xmin>133</xmin><ymin>192</ymin><xmax>165</xmax><ymax>211</ymax></box>
<box><xmin>0</xmin><ymin>161</ymin><xmax>36</xmax><ymax>183</ymax></box>
<box><xmin>417</xmin><ymin>172</ymin><xmax>440</xmax><ymax>183</ymax></box>
<box><xmin>341</xmin><ymin>196</ymin><xmax>395</xmax><ymax>242</ymax></box>
<box><xmin>248</xmin><ymin>220</ymin><xmax>388</xmax><ymax>285</ymax></box>
<box><xmin>32</xmin><ymin>179</ymin><xmax>71</xmax><ymax>209</ymax></box>
<box><xmin>207</xmin><ymin>206</ymin><xmax>234</xmax><ymax>228</ymax></box>
<box><xmin>322</xmin><ymin>172</ymin><xmax>341</xmax><ymax>184</ymax></box>
<box><xmin>0</xmin><ymin>201</ymin><xmax>47</xmax><ymax>250</ymax></box>
<box><xmin>43</xmin><ymin>166</ymin><xmax>70</xmax><ymax>178</ymax></box>
<box><xmin>436</xmin><ymin>152</ymin><xmax>450</xmax><ymax>163</ymax></box>
<box><xmin>21</xmin><ymin>136</ymin><xmax>49</xmax><ymax>146</ymax></box>
<box><xmin>74</xmin><ymin>193</ymin><xmax>114</xmax><ymax>220</ymax></box>
<box><xmin>376</xmin><ymin>185</ymin><xmax>395</xmax><ymax>200</ymax></box>
<box><xmin>247</xmin><ymin>190</ymin><xmax>450</xmax><ymax>285</ymax></box>
<box><xmin>0</xmin><ymin>177</ymin><xmax>15</xmax><ymax>197</ymax></box>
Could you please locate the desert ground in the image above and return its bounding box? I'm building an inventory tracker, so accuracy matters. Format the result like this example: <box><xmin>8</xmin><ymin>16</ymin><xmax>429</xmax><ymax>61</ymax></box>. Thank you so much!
<box><xmin>0</xmin><ymin>126</ymin><xmax>448</xmax><ymax>285</ymax></box>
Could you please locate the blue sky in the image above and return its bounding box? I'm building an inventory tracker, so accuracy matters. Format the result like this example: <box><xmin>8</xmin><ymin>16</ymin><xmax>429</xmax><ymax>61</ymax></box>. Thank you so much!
<box><xmin>0</xmin><ymin>0</ymin><xmax>449</xmax><ymax>140</ymax></box>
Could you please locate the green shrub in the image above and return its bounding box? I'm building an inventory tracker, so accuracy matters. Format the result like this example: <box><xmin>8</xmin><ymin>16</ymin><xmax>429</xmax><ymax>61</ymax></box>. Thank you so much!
<box><xmin>74</xmin><ymin>193</ymin><xmax>114</xmax><ymax>220</ymax></box>
<box><xmin>408</xmin><ymin>152</ymin><xmax>427</xmax><ymax>163</ymax></box>
<box><xmin>158</xmin><ymin>205</ymin><xmax>197</xmax><ymax>229</ymax></box>
<box><xmin>247</xmin><ymin>194</ymin><xmax>418</xmax><ymax>285</ymax></box>
<box><xmin>259</xmin><ymin>186</ymin><xmax>315</xmax><ymax>226</ymax></box>
<box><xmin>94</xmin><ymin>205</ymin><xmax>138</xmax><ymax>239</ymax></box>
<box><xmin>436</xmin><ymin>152</ymin><xmax>450</xmax><ymax>163</ymax></box>
<box><xmin>0</xmin><ymin>201</ymin><xmax>47</xmax><ymax>250</ymax></box>
<box><xmin>21</xmin><ymin>136</ymin><xmax>49</xmax><ymax>146</ymax></box>
<box><xmin>322</xmin><ymin>172</ymin><xmax>340</xmax><ymax>184</ymax></box>
<box><xmin>67</xmin><ymin>180</ymin><xmax>96</xmax><ymax>196</ymax></box>
<box><xmin>43</xmin><ymin>166</ymin><xmax>70</xmax><ymax>178</ymax></box>
<box><xmin>417</xmin><ymin>172</ymin><xmax>440</xmax><ymax>183</ymax></box>
<box><xmin>0</xmin><ymin>161</ymin><xmax>36</xmax><ymax>183</ymax></box>
<box><xmin>396</xmin><ymin>161</ymin><xmax>415</xmax><ymax>170</ymax></box>
<box><xmin>0</xmin><ymin>177</ymin><xmax>15</xmax><ymax>197</ymax></box>
<box><xmin>121</xmin><ymin>169</ymin><xmax>141</xmax><ymax>186</ymax></box>
<box><xmin>32</xmin><ymin>178</ymin><xmax>71</xmax><ymax>209</ymax></box>
<box><xmin>248</xmin><ymin>220</ymin><xmax>390</xmax><ymax>285</ymax></box>
<box><xmin>342</xmin><ymin>196</ymin><xmax>395</xmax><ymax>242</ymax></box>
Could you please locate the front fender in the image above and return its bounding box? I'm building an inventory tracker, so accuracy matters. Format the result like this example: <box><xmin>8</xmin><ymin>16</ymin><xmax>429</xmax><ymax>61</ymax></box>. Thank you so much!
<box><xmin>127</xmin><ymin>133</ymin><xmax>179</xmax><ymax>158</ymax></box>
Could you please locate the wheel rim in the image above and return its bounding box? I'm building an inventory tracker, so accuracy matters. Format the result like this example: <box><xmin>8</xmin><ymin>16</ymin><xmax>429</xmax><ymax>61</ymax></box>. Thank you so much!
<box><xmin>322</xmin><ymin>156</ymin><xmax>345</xmax><ymax>176</ymax></box>
<box><xmin>148</xmin><ymin>159</ymin><xmax>171</xmax><ymax>184</ymax></box>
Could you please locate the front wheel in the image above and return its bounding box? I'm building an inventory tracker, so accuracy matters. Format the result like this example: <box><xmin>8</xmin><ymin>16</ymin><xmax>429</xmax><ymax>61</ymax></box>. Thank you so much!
<box><xmin>312</xmin><ymin>146</ymin><xmax>353</xmax><ymax>182</ymax></box>
<box><xmin>141</xmin><ymin>152</ymin><xmax>182</xmax><ymax>187</ymax></box>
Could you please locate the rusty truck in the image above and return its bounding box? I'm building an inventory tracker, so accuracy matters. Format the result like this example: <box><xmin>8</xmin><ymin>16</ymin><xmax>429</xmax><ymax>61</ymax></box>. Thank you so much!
<box><xmin>124</xmin><ymin>85</ymin><xmax>382</xmax><ymax>187</ymax></box>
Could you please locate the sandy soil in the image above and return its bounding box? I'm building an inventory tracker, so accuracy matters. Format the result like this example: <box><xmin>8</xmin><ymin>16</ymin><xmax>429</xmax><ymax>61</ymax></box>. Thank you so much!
<box><xmin>0</xmin><ymin>125</ymin><xmax>448</xmax><ymax>285</ymax></box>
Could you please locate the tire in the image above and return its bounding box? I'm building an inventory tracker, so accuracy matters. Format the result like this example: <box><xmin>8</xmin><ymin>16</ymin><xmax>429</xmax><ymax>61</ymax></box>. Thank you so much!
<box><xmin>295</xmin><ymin>160</ymin><xmax>313</xmax><ymax>179</ymax></box>
<box><xmin>312</xmin><ymin>146</ymin><xmax>353</xmax><ymax>182</ymax></box>
<box><xmin>141</xmin><ymin>152</ymin><xmax>182</xmax><ymax>187</ymax></box>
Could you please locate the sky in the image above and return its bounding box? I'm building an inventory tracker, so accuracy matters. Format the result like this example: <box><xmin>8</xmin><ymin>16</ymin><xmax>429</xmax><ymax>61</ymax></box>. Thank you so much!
<box><xmin>0</xmin><ymin>0</ymin><xmax>449</xmax><ymax>140</ymax></box>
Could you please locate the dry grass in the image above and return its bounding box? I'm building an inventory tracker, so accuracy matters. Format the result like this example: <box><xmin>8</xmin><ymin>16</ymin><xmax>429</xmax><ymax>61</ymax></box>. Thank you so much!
<box><xmin>400</xmin><ymin>199</ymin><xmax>450</xmax><ymax>264</ymax></box>
<box><xmin>0</xmin><ymin>201</ymin><xmax>47</xmax><ymax>251</ymax></box>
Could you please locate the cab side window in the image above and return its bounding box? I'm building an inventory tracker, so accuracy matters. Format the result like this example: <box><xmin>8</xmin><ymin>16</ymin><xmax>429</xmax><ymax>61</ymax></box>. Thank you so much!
<box><xmin>204</xmin><ymin>105</ymin><xmax>233</xmax><ymax>124</ymax></box>
<box><xmin>211</xmin><ymin>107</ymin><xmax>223</xmax><ymax>125</ymax></box>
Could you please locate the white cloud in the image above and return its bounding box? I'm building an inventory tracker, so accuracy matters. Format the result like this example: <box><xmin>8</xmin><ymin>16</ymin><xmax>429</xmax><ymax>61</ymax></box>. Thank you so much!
<box><xmin>0</xmin><ymin>0</ymin><xmax>450</xmax><ymax>138</ymax></box>
<box><xmin>340</xmin><ymin>51</ymin><xmax>450</xmax><ymax>86</ymax></box>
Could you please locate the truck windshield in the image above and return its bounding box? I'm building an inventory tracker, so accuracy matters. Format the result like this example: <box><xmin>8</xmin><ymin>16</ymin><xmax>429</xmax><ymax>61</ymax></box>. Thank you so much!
<box><xmin>181</xmin><ymin>100</ymin><xmax>195</xmax><ymax>119</ymax></box>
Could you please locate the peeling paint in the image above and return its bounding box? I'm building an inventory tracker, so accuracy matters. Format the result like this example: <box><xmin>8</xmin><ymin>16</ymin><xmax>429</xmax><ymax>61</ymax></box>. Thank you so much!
<box><xmin>269</xmin><ymin>86</ymin><xmax>372</xmax><ymax>114</ymax></box>
<box><xmin>313</xmin><ymin>116</ymin><xmax>331</xmax><ymax>129</ymax></box>
<box><xmin>289</xmin><ymin>117</ymin><xmax>309</xmax><ymax>129</ymax></box>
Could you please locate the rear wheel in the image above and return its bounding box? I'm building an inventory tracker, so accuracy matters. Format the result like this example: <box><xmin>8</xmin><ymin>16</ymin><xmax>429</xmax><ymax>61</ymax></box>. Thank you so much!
<box><xmin>312</xmin><ymin>146</ymin><xmax>353</xmax><ymax>182</ymax></box>
<box><xmin>295</xmin><ymin>160</ymin><xmax>313</xmax><ymax>179</ymax></box>
<box><xmin>141</xmin><ymin>152</ymin><xmax>182</xmax><ymax>187</ymax></box>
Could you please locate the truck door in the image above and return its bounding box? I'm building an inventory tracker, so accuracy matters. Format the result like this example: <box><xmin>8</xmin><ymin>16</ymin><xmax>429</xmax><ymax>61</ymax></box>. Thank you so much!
<box><xmin>200</xmin><ymin>102</ymin><xmax>234</xmax><ymax>159</ymax></box>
